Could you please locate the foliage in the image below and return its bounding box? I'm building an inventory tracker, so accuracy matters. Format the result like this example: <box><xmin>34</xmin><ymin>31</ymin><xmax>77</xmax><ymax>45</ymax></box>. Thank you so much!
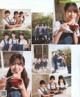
<box><xmin>0</xmin><ymin>30</ymin><xmax>31</xmax><ymax>41</ymax></box>
<box><xmin>32</xmin><ymin>13</ymin><xmax>53</xmax><ymax>35</ymax></box>
<box><xmin>64</xmin><ymin>48</ymin><xmax>71</xmax><ymax>65</ymax></box>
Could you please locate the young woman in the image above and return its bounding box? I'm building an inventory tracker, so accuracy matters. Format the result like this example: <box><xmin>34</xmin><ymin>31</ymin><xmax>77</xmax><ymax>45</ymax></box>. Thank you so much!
<box><xmin>18</xmin><ymin>33</ymin><xmax>27</xmax><ymax>51</ymax></box>
<box><xmin>35</xmin><ymin>24</ymin><xmax>40</xmax><ymax>41</ymax></box>
<box><xmin>0</xmin><ymin>53</ymin><xmax>30</xmax><ymax>97</ymax></box>
<box><xmin>0</xmin><ymin>32</ymin><xmax>9</xmax><ymax>51</ymax></box>
<box><xmin>57</xmin><ymin>75</ymin><xmax>68</xmax><ymax>92</ymax></box>
<box><xmin>53</xmin><ymin>2</ymin><xmax>79</xmax><ymax>44</ymax></box>
<box><xmin>47</xmin><ymin>76</ymin><xmax>57</xmax><ymax>94</ymax></box>
<box><xmin>9</xmin><ymin>31</ymin><xmax>18</xmax><ymax>51</ymax></box>
<box><xmin>11</xmin><ymin>11</ymin><xmax>22</xmax><ymax>25</ymax></box>
<box><xmin>38</xmin><ymin>80</ymin><xmax>54</xmax><ymax>97</ymax></box>
<box><xmin>2</xmin><ymin>10</ymin><xmax>21</xmax><ymax>30</ymax></box>
<box><xmin>18</xmin><ymin>11</ymin><xmax>25</xmax><ymax>24</ymax></box>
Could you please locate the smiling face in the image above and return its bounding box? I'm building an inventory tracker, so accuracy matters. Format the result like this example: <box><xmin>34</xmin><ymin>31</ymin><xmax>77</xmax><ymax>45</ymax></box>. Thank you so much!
<box><xmin>10</xmin><ymin>58</ymin><xmax>24</xmax><ymax>74</ymax></box>
<box><xmin>20</xmin><ymin>35</ymin><xmax>24</xmax><ymax>40</ymax></box>
<box><xmin>5</xmin><ymin>13</ymin><xmax>10</xmax><ymax>18</ymax></box>
<box><xmin>12</xmin><ymin>33</ymin><xmax>16</xmax><ymax>39</ymax></box>
<box><xmin>4</xmin><ymin>35</ymin><xmax>9</xmax><ymax>40</ymax></box>
<box><xmin>65</xmin><ymin>6</ymin><xmax>78</xmax><ymax>21</ymax></box>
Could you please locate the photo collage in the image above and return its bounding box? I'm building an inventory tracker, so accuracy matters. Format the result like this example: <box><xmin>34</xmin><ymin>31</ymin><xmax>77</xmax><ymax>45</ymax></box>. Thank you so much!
<box><xmin>0</xmin><ymin>0</ymin><xmax>80</xmax><ymax>97</ymax></box>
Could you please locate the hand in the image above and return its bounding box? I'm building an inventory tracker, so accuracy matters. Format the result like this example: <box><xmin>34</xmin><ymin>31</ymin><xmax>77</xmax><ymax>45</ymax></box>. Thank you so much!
<box><xmin>18</xmin><ymin>79</ymin><xmax>26</xmax><ymax>90</ymax></box>
<box><xmin>0</xmin><ymin>77</ymin><xmax>7</xmax><ymax>89</ymax></box>
<box><xmin>59</xmin><ymin>23</ymin><xmax>68</xmax><ymax>32</ymax></box>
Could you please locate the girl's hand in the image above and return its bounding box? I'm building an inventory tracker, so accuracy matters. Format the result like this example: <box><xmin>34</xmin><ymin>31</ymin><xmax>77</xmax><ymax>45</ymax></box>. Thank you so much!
<box><xmin>18</xmin><ymin>79</ymin><xmax>26</xmax><ymax>90</ymax></box>
<box><xmin>59</xmin><ymin>23</ymin><xmax>68</xmax><ymax>32</ymax></box>
<box><xmin>0</xmin><ymin>77</ymin><xmax>7</xmax><ymax>89</ymax></box>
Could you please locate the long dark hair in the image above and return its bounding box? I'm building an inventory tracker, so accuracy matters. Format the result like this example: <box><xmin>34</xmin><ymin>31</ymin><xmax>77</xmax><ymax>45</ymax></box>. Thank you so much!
<box><xmin>19</xmin><ymin>33</ymin><xmax>25</xmax><ymax>43</ymax></box>
<box><xmin>58</xmin><ymin>75</ymin><xmax>66</xmax><ymax>85</ymax></box>
<box><xmin>64</xmin><ymin>2</ymin><xmax>78</xmax><ymax>13</ymax></box>
<box><xmin>6</xmin><ymin>53</ymin><xmax>29</xmax><ymax>89</ymax></box>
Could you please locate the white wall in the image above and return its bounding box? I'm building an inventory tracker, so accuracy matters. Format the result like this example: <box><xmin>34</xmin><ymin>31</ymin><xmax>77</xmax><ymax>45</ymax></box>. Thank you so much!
<box><xmin>0</xmin><ymin>0</ymin><xmax>53</xmax><ymax>12</ymax></box>
<box><xmin>72</xmin><ymin>45</ymin><xmax>80</xmax><ymax>97</ymax></box>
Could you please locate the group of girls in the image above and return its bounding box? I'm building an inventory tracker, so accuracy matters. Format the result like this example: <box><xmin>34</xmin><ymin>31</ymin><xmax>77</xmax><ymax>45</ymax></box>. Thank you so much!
<box><xmin>0</xmin><ymin>31</ymin><xmax>31</xmax><ymax>51</ymax></box>
<box><xmin>33</xmin><ymin>58</ymin><xmax>48</xmax><ymax>71</ymax></box>
<box><xmin>38</xmin><ymin>75</ymin><xmax>68</xmax><ymax>97</ymax></box>
<box><xmin>35</xmin><ymin>24</ymin><xmax>50</xmax><ymax>41</ymax></box>
<box><xmin>2</xmin><ymin>10</ymin><xmax>27</xmax><ymax>30</ymax></box>
<box><xmin>53</xmin><ymin>2</ymin><xmax>80</xmax><ymax>44</ymax></box>
<box><xmin>0</xmin><ymin>53</ymin><xmax>30</xmax><ymax>97</ymax></box>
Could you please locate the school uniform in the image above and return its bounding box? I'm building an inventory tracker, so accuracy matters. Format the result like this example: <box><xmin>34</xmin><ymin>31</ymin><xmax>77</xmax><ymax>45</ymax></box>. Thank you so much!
<box><xmin>35</xmin><ymin>26</ymin><xmax>40</xmax><ymax>40</ymax></box>
<box><xmin>38</xmin><ymin>87</ymin><xmax>48</xmax><ymax>97</ymax></box>
<box><xmin>41</xmin><ymin>26</ymin><xmax>45</xmax><ymax>36</ymax></box>
<box><xmin>45</xmin><ymin>27</ymin><xmax>50</xmax><ymax>38</ymax></box>
<box><xmin>40</xmin><ymin>60</ymin><xmax>44</xmax><ymax>69</ymax></box>
<box><xmin>47</xmin><ymin>83</ymin><xmax>56</xmax><ymax>94</ymax></box>
<box><xmin>0</xmin><ymin>40</ymin><xmax>9</xmax><ymax>51</ymax></box>
<box><xmin>53</xmin><ymin>20</ymin><xmax>79</xmax><ymax>44</ymax></box>
<box><xmin>35</xmin><ymin>63</ymin><xmax>40</xmax><ymax>70</ymax></box>
<box><xmin>57</xmin><ymin>82</ymin><xmax>68</xmax><ymax>90</ymax></box>
<box><xmin>2</xmin><ymin>18</ymin><xmax>13</xmax><ymax>29</ymax></box>
<box><xmin>53</xmin><ymin>54</ymin><xmax>58</xmax><ymax>71</ymax></box>
<box><xmin>17</xmin><ymin>39</ymin><xmax>27</xmax><ymax>51</ymax></box>
<box><xmin>6</xmin><ymin>79</ymin><xmax>22</xmax><ymax>97</ymax></box>
<box><xmin>9</xmin><ymin>38</ymin><xmax>18</xmax><ymax>51</ymax></box>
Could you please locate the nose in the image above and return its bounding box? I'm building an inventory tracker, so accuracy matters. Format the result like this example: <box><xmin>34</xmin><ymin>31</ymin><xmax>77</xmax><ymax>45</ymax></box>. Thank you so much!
<box><xmin>14</xmin><ymin>64</ymin><xmax>19</xmax><ymax>68</ymax></box>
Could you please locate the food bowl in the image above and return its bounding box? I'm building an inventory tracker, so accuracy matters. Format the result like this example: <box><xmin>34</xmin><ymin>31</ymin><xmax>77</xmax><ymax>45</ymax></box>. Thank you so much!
<box><xmin>67</xmin><ymin>24</ymin><xmax>79</xmax><ymax>31</ymax></box>
<box><xmin>11</xmin><ymin>77</ymin><xmax>22</xmax><ymax>88</ymax></box>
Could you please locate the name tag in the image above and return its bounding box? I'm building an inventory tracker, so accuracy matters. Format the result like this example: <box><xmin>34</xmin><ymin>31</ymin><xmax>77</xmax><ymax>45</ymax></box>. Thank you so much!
<box><xmin>0</xmin><ymin>90</ymin><xmax>7</xmax><ymax>97</ymax></box>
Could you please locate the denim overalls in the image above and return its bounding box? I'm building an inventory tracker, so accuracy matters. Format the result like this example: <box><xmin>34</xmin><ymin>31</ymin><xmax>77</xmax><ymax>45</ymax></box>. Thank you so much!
<box><xmin>50</xmin><ymin>83</ymin><xmax>56</xmax><ymax>94</ymax></box>
<box><xmin>11</xmin><ymin>39</ymin><xmax>17</xmax><ymax>51</ymax></box>
<box><xmin>17</xmin><ymin>41</ymin><xmax>23</xmax><ymax>51</ymax></box>
<box><xmin>35</xmin><ymin>27</ymin><xmax>39</xmax><ymax>40</ymax></box>
<box><xmin>4</xmin><ymin>18</ymin><xmax>12</xmax><ymax>29</ymax></box>
<box><xmin>7</xmin><ymin>89</ymin><xmax>22</xmax><ymax>97</ymax></box>
<box><xmin>3</xmin><ymin>40</ymin><xmax>9</xmax><ymax>51</ymax></box>
<box><xmin>45</xmin><ymin>27</ymin><xmax>50</xmax><ymax>38</ymax></box>
<box><xmin>58</xmin><ymin>20</ymin><xmax>74</xmax><ymax>44</ymax></box>
<box><xmin>39</xmin><ymin>88</ymin><xmax>48</xmax><ymax>97</ymax></box>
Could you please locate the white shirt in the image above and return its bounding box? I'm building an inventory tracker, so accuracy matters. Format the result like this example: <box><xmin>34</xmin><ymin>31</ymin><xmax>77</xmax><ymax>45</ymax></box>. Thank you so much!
<box><xmin>53</xmin><ymin>21</ymin><xmax>79</xmax><ymax>37</ymax></box>
<box><xmin>18</xmin><ymin>39</ymin><xmax>27</xmax><ymax>45</ymax></box>
<box><xmin>11</xmin><ymin>18</ymin><xmax>16</xmax><ymax>23</ymax></box>
<box><xmin>2</xmin><ymin>18</ymin><xmax>11</xmax><ymax>25</ymax></box>
<box><xmin>38</xmin><ymin>87</ymin><xmax>48</xmax><ymax>95</ymax></box>
<box><xmin>9</xmin><ymin>38</ymin><xmax>18</xmax><ymax>44</ymax></box>
<box><xmin>47</xmin><ymin>83</ymin><xmax>56</xmax><ymax>90</ymax></box>
<box><xmin>57</xmin><ymin>82</ymin><xmax>68</xmax><ymax>88</ymax></box>
<box><xmin>0</xmin><ymin>40</ymin><xmax>9</xmax><ymax>47</ymax></box>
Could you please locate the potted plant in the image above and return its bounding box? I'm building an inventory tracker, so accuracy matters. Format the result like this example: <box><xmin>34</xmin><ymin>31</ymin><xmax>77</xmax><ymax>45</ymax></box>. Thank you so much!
<box><xmin>64</xmin><ymin>48</ymin><xmax>71</xmax><ymax>73</ymax></box>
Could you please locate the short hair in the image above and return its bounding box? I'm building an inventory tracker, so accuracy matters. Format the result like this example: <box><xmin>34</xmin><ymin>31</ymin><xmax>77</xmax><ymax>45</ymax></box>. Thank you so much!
<box><xmin>11</xmin><ymin>31</ymin><xmax>16</xmax><ymax>34</ymax></box>
<box><xmin>50</xmin><ymin>76</ymin><xmax>55</xmax><ymax>80</ymax></box>
<box><xmin>5</xmin><ymin>10</ymin><xmax>10</xmax><ymax>14</ymax></box>
<box><xmin>4</xmin><ymin>32</ymin><xmax>9</xmax><ymax>36</ymax></box>
<box><xmin>40</xmin><ymin>80</ymin><xmax>45</xmax><ymax>85</ymax></box>
<box><xmin>14</xmin><ymin>11</ymin><xmax>18</xmax><ymax>15</ymax></box>
<box><xmin>19</xmin><ymin>11</ymin><xmax>24</xmax><ymax>15</ymax></box>
<box><xmin>64</xmin><ymin>2</ymin><xmax>78</xmax><ymax>12</ymax></box>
